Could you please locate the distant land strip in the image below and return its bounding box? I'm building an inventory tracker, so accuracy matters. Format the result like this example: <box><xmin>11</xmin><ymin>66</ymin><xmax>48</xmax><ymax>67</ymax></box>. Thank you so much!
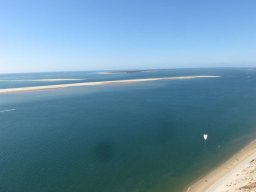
<box><xmin>0</xmin><ymin>75</ymin><xmax>221</xmax><ymax>94</ymax></box>
<box><xmin>0</xmin><ymin>78</ymin><xmax>83</xmax><ymax>82</ymax></box>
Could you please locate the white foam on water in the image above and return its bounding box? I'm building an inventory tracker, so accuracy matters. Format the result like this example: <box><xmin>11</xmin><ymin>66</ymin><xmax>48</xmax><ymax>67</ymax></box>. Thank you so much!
<box><xmin>0</xmin><ymin>109</ymin><xmax>16</xmax><ymax>113</ymax></box>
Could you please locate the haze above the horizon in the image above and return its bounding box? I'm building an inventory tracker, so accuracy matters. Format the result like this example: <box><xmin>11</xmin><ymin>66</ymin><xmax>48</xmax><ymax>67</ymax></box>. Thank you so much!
<box><xmin>0</xmin><ymin>0</ymin><xmax>256</xmax><ymax>73</ymax></box>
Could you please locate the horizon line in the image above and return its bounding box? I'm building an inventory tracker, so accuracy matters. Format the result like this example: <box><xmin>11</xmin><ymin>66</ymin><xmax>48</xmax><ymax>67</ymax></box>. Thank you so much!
<box><xmin>0</xmin><ymin>66</ymin><xmax>255</xmax><ymax>75</ymax></box>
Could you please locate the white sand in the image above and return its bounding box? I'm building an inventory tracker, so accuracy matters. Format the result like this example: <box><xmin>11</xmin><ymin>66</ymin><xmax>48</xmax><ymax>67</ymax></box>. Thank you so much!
<box><xmin>187</xmin><ymin>140</ymin><xmax>256</xmax><ymax>192</ymax></box>
<box><xmin>0</xmin><ymin>75</ymin><xmax>220</xmax><ymax>94</ymax></box>
<box><xmin>97</xmin><ymin>72</ymin><xmax>113</xmax><ymax>75</ymax></box>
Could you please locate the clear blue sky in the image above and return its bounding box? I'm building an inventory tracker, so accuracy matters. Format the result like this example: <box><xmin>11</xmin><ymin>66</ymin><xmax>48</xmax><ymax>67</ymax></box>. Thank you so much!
<box><xmin>0</xmin><ymin>0</ymin><xmax>256</xmax><ymax>73</ymax></box>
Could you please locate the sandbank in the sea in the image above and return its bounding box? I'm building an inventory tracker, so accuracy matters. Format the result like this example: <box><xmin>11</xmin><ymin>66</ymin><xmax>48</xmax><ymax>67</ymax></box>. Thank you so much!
<box><xmin>0</xmin><ymin>75</ymin><xmax>220</xmax><ymax>94</ymax></box>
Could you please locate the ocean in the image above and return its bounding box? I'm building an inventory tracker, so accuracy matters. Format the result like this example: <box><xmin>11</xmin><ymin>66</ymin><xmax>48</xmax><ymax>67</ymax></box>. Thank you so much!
<box><xmin>1</xmin><ymin>68</ymin><xmax>256</xmax><ymax>192</ymax></box>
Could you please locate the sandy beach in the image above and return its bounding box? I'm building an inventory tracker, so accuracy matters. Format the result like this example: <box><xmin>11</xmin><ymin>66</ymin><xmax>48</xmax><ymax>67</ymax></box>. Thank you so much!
<box><xmin>187</xmin><ymin>139</ymin><xmax>256</xmax><ymax>192</ymax></box>
<box><xmin>0</xmin><ymin>75</ymin><xmax>220</xmax><ymax>94</ymax></box>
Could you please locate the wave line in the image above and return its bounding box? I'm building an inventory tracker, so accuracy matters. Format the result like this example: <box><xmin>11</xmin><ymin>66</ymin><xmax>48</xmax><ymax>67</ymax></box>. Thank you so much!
<box><xmin>0</xmin><ymin>109</ymin><xmax>16</xmax><ymax>113</ymax></box>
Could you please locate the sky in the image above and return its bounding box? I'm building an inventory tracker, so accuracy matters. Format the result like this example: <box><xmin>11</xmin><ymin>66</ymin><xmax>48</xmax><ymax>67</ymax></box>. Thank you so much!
<box><xmin>0</xmin><ymin>0</ymin><xmax>256</xmax><ymax>73</ymax></box>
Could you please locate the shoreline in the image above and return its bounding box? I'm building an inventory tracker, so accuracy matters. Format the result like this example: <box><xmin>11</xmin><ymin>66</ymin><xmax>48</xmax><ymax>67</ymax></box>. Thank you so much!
<box><xmin>0</xmin><ymin>75</ymin><xmax>220</xmax><ymax>94</ymax></box>
<box><xmin>186</xmin><ymin>139</ymin><xmax>256</xmax><ymax>192</ymax></box>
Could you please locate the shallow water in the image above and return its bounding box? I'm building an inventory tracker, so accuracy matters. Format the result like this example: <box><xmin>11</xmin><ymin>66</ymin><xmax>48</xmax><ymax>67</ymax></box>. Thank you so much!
<box><xmin>1</xmin><ymin>68</ymin><xmax>256</xmax><ymax>192</ymax></box>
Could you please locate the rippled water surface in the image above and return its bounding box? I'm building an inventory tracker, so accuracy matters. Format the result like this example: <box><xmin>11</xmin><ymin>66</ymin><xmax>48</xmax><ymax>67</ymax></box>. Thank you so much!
<box><xmin>1</xmin><ymin>68</ymin><xmax>256</xmax><ymax>192</ymax></box>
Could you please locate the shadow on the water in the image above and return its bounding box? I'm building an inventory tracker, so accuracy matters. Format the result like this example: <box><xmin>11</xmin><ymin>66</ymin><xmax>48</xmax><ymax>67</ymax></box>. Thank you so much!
<box><xmin>93</xmin><ymin>141</ymin><xmax>115</xmax><ymax>163</ymax></box>
<box><xmin>155</xmin><ymin>119</ymin><xmax>176</xmax><ymax>144</ymax></box>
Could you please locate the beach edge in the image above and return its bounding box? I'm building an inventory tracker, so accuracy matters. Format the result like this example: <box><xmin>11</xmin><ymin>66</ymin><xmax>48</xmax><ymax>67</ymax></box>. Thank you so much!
<box><xmin>185</xmin><ymin>139</ymin><xmax>256</xmax><ymax>192</ymax></box>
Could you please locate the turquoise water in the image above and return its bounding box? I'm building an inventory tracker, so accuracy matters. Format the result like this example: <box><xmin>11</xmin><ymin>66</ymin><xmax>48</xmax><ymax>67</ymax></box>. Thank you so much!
<box><xmin>1</xmin><ymin>68</ymin><xmax>256</xmax><ymax>192</ymax></box>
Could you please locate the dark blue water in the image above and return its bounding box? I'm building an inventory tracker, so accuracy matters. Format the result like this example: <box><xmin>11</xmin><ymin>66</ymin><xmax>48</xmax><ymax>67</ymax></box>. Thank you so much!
<box><xmin>1</xmin><ymin>68</ymin><xmax>256</xmax><ymax>192</ymax></box>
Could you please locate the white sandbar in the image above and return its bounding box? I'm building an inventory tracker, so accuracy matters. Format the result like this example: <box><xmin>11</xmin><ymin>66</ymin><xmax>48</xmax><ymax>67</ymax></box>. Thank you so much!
<box><xmin>0</xmin><ymin>75</ymin><xmax>220</xmax><ymax>94</ymax></box>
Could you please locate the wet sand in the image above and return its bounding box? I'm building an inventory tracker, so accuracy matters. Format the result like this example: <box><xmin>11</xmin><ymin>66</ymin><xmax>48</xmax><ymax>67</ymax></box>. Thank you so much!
<box><xmin>187</xmin><ymin>140</ymin><xmax>256</xmax><ymax>192</ymax></box>
<box><xmin>0</xmin><ymin>75</ymin><xmax>220</xmax><ymax>94</ymax></box>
